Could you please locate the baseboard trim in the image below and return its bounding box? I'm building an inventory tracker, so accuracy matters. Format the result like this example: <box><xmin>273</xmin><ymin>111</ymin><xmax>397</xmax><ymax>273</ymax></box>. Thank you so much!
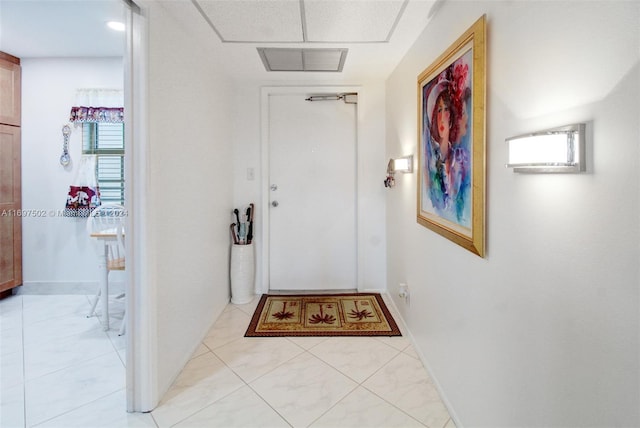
<box><xmin>382</xmin><ymin>292</ymin><xmax>463</xmax><ymax>428</ymax></box>
<box><xmin>16</xmin><ymin>281</ymin><xmax>125</xmax><ymax>295</ymax></box>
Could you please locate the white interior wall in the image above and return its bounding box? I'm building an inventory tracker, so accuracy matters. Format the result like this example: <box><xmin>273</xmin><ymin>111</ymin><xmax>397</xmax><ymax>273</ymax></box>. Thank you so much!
<box><xmin>21</xmin><ymin>57</ymin><xmax>123</xmax><ymax>287</ymax></box>
<box><xmin>232</xmin><ymin>80</ymin><xmax>387</xmax><ymax>292</ymax></box>
<box><xmin>145</xmin><ymin>2</ymin><xmax>235</xmax><ymax>399</ymax></box>
<box><xmin>385</xmin><ymin>2</ymin><xmax>639</xmax><ymax>427</ymax></box>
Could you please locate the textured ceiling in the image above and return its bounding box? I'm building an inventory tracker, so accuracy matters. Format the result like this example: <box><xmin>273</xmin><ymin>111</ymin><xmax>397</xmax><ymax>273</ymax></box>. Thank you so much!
<box><xmin>0</xmin><ymin>0</ymin><xmax>438</xmax><ymax>81</ymax></box>
<box><xmin>193</xmin><ymin>0</ymin><xmax>408</xmax><ymax>43</ymax></box>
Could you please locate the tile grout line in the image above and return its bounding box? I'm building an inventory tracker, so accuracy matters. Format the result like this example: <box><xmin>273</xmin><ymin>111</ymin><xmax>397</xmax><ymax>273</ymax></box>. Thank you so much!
<box><xmin>211</xmin><ymin>339</ymin><xmax>307</xmax><ymax>386</ymax></box>
<box><xmin>305</xmin><ymin>338</ymin><xmax>401</xmax><ymax>386</ymax></box>
<box><xmin>29</xmin><ymin>388</ymin><xmax>127</xmax><ymax>428</ymax></box>
<box><xmin>22</xmin><ymin>340</ymin><xmax>123</xmax><ymax>383</ymax></box>
<box><xmin>304</xmin><ymin>381</ymin><xmax>361</xmax><ymax>428</ymax></box>
<box><xmin>21</xmin><ymin>296</ymin><xmax>124</xmax><ymax>424</ymax></box>
<box><xmin>206</xmin><ymin>337</ymin><xmax>348</xmax><ymax>428</ymax></box>
<box><xmin>152</xmin><ymin>297</ymin><xmax>448</xmax><ymax>428</ymax></box>
<box><xmin>357</xmin><ymin>351</ymin><xmax>431</xmax><ymax>427</ymax></box>
<box><xmin>5</xmin><ymin>294</ymin><xmax>131</xmax><ymax>427</ymax></box>
<box><xmin>241</xmin><ymin>347</ymin><xmax>359</xmax><ymax>428</ymax></box>
<box><xmin>244</xmin><ymin>382</ymin><xmax>294</xmax><ymax>428</ymax></box>
<box><xmin>158</xmin><ymin>380</ymin><xmax>247</xmax><ymax>428</ymax></box>
<box><xmin>152</xmin><ymin>341</ymin><xmax>250</xmax><ymax>427</ymax></box>
<box><xmin>174</xmin><ymin>334</ymin><xmax>301</xmax><ymax>428</ymax></box>
<box><xmin>22</xmin><ymin>315</ymin><xmax>105</xmax><ymax>350</ymax></box>
<box><xmin>231</xmin><ymin>296</ymin><xmax>427</xmax><ymax>427</ymax></box>
<box><xmin>23</xmin><ymin>353</ymin><xmax>124</xmax><ymax>425</ymax></box>
<box><xmin>299</xmin><ymin>346</ymin><xmax>430</xmax><ymax>428</ymax></box>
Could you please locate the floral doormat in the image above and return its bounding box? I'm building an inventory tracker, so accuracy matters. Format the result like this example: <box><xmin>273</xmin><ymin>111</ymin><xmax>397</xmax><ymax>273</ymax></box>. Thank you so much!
<box><xmin>245</xmin><ymin>293</ymin><xmax>402</xmax><ymax>337</ymax></box>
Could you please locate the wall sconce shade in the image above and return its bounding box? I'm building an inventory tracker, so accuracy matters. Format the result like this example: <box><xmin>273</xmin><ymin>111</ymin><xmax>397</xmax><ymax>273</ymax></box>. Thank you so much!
<box><xmin>385</xmin><ymin>155</ymin><xmax>413</xmax><ymax>188</ymax></box>
<box><xmin>506</xmin><ymin>123</ymin><xmax>585</xmax><ymax>173</ymax></box>
<box><xmin>392</xmin><ymin>155</ymin><xmax>413</xmax><ymax>173</ymax></box>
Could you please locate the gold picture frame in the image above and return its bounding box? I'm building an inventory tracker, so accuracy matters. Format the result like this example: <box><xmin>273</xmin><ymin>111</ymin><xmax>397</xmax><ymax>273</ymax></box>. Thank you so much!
<box><xmin>417</xmin><ymin>15</ymin><xmax>486</xmax><ymax>257</ymax></box>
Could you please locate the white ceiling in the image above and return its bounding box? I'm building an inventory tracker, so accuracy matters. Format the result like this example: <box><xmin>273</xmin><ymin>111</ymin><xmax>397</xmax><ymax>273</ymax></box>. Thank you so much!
<box><xmin>0</xmin><ymin>0</ymin><xmax>440</xmax><ymax>81</ymax></box>
<box><xmin>0</xmin><ymin>0</ymin><xmax>126</xmax><ymax>58</ymax></box>
<box><xmin>194</xmin><ymin>0</ymin><xmax>407</xmax><ymax>43</ymax></box>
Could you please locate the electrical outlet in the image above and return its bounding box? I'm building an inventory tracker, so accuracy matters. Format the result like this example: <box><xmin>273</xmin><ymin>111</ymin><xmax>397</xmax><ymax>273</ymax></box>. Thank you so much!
<box><xmin>398</xmin><ymin>283</ymin><xmax>409</xmax><ymax>301</ymax></box>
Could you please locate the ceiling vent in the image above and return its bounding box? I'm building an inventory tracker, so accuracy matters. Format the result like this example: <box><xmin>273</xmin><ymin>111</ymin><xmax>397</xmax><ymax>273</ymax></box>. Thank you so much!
<box><xmin>257</xmin><ymin>48</ymin><xmax>348</xmax><ymax>72</ymax></box>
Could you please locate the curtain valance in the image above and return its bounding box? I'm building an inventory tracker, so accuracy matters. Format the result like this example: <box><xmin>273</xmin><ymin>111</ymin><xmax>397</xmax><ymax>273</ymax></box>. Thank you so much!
<box><xmin>69</xmin><ymin>106</ymin><xmax>124</xmax><ymax>123</ymax></box>
<box><xmin>69</xmin><ymin>88</ymin><xmax>124</xmax><ymax>124</ymax></box>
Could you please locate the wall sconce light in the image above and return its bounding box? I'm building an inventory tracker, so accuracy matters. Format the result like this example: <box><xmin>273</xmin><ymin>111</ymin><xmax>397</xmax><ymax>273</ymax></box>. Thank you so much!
<box><xmin>506</xmin><ymin>123</ymin><xmax>585</xmax><ymax>173</ymax></box>
<box><xmin>392</xmin><ymin>155</ymin><xmax>414</xmax><ymax>173</ymax></box>
<box><xmin>385</xmin><ymin>155</ymin><xmax>413</xmax><ymax>188</ymax></box>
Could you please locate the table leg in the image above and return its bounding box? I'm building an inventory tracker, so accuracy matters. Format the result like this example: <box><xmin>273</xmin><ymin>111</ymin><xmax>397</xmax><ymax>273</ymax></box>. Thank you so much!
<box><xmin>99</xmin><ymin>243</ymin><xmax>109</xmax><ymax>331</ymax></box>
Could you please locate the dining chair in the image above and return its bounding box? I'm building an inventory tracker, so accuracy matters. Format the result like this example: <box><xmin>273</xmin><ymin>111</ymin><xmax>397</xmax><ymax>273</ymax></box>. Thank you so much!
<box><xmin>86</xmin><ymin>203</ymin><xmax>126</xmax><ymax>334</ymax></box>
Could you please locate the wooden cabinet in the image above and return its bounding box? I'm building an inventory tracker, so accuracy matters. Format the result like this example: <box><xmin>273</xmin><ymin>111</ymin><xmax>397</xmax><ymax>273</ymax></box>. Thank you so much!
<box><xmin>0</xmin><ymin>52</ymin><xmax>21</xmax><ymax>126</ymax></box>
<box><xmin>0</xmin><ymin>52</ymin><xmax>21</xmax><ymax>296</ymax></box>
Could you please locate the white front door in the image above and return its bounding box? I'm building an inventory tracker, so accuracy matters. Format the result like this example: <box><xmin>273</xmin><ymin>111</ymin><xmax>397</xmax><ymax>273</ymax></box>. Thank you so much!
<box><xmin>268</xmin><ymin>93</ymin><xmax>357</xmax><ymax>290</ymax></box>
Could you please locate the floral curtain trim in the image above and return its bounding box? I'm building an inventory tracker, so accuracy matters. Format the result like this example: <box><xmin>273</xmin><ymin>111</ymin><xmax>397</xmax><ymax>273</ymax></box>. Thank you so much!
<box><xmin>64</xmin><ymin>155</ymin><xmax>101</xmax><ymax>217</ymax></box>
<box><xmin>69</xmin><ymin>106</ymin><xmax>124</xmax><ymax>124</ymax></box>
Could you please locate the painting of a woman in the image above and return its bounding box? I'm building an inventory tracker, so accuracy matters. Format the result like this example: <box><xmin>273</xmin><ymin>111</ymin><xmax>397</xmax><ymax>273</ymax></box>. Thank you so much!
<box><xmin>422</xmin><ymin>50</ymin><xmax>472</xmax><ymax>228</ymax></box>
<box><xmin>417</xmin><ymin>15</ymin><xmax>485</xmax><ymax>257</ymax></box>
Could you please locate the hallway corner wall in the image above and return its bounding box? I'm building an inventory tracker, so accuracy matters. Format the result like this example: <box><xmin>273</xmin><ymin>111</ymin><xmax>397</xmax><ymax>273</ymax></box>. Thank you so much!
<box><xmin>385</xmin><ymin>1</ymin><xmax>640</xmax><ymax>427</ymax></box>
<box><xmin>145</xmin><ymin>2</ymin><xmax>235</xmax><ymax>400</ymax></box>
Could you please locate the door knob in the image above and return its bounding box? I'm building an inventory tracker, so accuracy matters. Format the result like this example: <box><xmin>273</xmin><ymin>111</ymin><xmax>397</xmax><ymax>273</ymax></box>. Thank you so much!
<box><xmin>271</xmin><ymin>201</ymin><xmax>279</xmax><ymax>207</ymax></box>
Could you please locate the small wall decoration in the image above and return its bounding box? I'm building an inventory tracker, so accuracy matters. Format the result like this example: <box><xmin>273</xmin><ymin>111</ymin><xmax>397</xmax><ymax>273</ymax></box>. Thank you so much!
<box><xmin>417</xmin><ymin>15</ymin><xmax>486</xmax><ymax>257</ymax></box>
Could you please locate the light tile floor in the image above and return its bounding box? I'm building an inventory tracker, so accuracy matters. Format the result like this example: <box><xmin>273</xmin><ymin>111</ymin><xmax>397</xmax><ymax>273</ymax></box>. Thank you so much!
<box><xmin>1</xmin><ymin>293</ymin><xmax>455</xmax><ymax>428</ymax></box>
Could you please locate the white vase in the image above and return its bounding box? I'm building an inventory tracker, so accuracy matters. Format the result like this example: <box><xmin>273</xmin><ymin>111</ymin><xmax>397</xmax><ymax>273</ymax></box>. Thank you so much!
<box><xmin>230</xmin><ymin>243</ymin><xmax>255</xmax><ymax>304</ymax></box>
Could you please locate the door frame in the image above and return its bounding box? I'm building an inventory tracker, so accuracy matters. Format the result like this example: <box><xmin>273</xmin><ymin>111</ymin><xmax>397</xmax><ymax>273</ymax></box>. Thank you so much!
<box><xmin>123</xmin><ymin>0</ymin><xmax>157</xmax><ymax>412</ymax></box>
<box><xmin>260</xmin><ymin>85</ymin><xmax>363</xmax><ymax>293</ymax></box>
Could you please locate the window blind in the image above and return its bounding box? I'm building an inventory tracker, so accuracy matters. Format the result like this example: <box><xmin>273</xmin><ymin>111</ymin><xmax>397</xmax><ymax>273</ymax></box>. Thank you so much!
<box><xmin>82</xmin><ymin>122</ymin><xmax>125</xmax><ymax>204</ymax></box>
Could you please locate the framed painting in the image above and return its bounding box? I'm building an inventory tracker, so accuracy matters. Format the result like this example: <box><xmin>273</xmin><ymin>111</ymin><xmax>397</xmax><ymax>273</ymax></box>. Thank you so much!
<box><xmin>417</xmin><ymin>15</ymin><xmax>486</xmax><ymax>257</ymax></box>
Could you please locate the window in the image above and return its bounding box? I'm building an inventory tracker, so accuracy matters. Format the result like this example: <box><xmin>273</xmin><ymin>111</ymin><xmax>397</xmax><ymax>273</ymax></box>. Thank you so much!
<box><xmin>82</xmin><ymin>122</ymin><xmax>125</xmax><ymax>205</ymax></box>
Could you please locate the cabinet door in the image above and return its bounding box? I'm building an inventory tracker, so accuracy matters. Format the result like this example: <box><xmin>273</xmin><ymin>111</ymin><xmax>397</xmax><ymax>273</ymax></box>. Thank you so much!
<box><xmin>0</xmin><ymin>125</ymin><xmax>22</xmax><ymax>292</ymax></box>
<box><xmin>0</xmin><ymin>54</ymin><xmax>21</xmax><ymax>126</ymax></box>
